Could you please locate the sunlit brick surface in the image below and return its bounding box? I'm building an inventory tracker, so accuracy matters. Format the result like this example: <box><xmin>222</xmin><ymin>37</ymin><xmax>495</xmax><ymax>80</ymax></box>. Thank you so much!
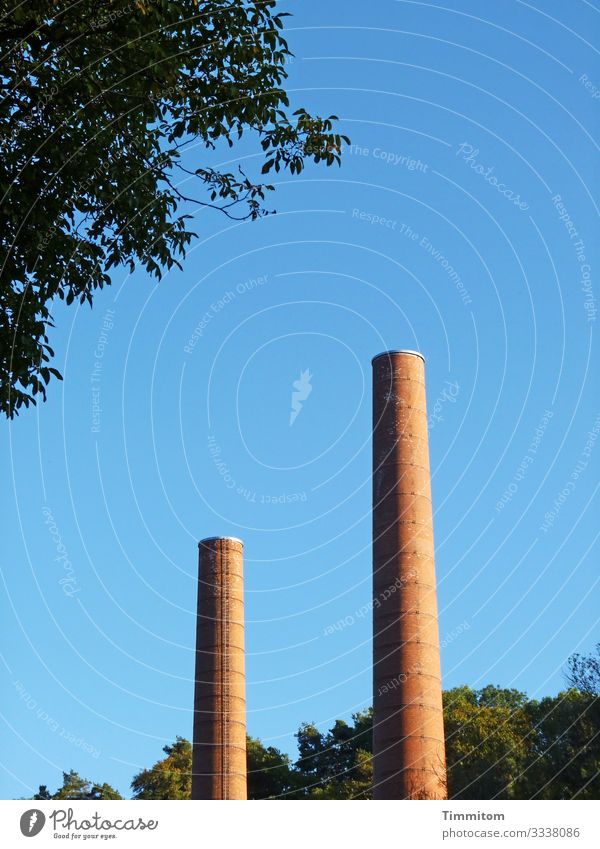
<box><xmin>372</xmin><ymin>352</ymin><xmax>447</xmax><ymax>799</ymax></box>
<box><xmin>192</xmin><ymin>537</ymin><xmax>247</xmax><ymax>800</ymax></box>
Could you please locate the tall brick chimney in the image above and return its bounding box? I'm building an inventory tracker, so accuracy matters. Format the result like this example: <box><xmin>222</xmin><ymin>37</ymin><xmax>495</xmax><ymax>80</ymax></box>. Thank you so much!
<box><xmin>372</xmin><ymin>351</ymin><xmax>447</xmax><ymax>799</ymax></box>
<box><xmin>192</xmin><ymin>536</ymin><xmax>247</xmax><ymax>800</ymax></box>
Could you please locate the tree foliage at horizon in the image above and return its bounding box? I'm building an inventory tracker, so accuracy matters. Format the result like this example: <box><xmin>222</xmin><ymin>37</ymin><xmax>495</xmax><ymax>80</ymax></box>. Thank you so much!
<box><xmin>30</xmin><ymin>664</ymin><xmax>600</xmax><ymax>800</ymax></box>
<box><xmin>0</xmin><ymin>0</ymin><xmax>349</xmax><ymax>417</ymax></box>
<box><xmin>32</xmin><ymin>769</ymin><xmax>122</xmax><ymax>800</ymax></box>
<box><xmin>123</xmin><ymin>647</ymin><xmax>600</xmax><ymax>799</ymax></box>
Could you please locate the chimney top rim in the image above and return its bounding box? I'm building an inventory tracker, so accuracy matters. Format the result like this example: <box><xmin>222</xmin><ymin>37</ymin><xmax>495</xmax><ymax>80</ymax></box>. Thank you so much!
<box><xmin>198</xmin><ymin>536</ymin><xmax>244</xmax><ymax>547</ymax></box>
<box><xmin>372</xmin><ymin>349</ymin><xmax>425</xmax><ymax>364</ymax></box>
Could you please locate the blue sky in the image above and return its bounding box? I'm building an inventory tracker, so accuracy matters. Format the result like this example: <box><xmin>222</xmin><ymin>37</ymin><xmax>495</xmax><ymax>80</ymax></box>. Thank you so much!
<box><xmin>1</xmin><ymin>0</ymin><xmax>599</xmax><ymax>799</ymax></box>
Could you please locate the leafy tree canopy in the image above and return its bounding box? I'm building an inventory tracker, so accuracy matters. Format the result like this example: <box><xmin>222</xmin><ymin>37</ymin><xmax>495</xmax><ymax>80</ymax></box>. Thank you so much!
<box><xmin>444</xmin><ymin>685</ymin><xmax>600</xmax><ymax>800</ymax></box>
<box><xmin>565</xmin><ymin>643</ymin><xmax>600</xmax><ymax>695</ymax></box>
<box><xmin>27</xmin><ymin>651</ymin><xmax>600</xmax><ymax>800</ymax></box>
<box><xmin>523</xmin><ymin>689</ymin><xmax>600</xmax><ymax>799</ymax></box>
<box><xmin>0</xmin><ymin>0</ymin><xmax>348</xmax><ymax>416</ymax></box>
<box><xmin>32</xmin><ymin>769</ymin><xmax>121</xmax><ymax>799</ymax></box>
<box><xmin>246</xmin><ymin>735</ymin><xmax>298</xmax><ymax>799</ymax></box>
<box><xmin>130</xmin><ymin>733</ymin><xmax>296</xmax><ymax>799</ymax></box>
<box><xmin>293</xmin><ymin>710</ymin><xmax>373</xmax><ymax>799</ymax></box>
<box><xmin>443</xmin><ymin>685</ymin><xmax>536</xmax><ymax>800</ymax></box>
<box><xmin>131</xmin><ymin>736</ymin><xmax>191</xmax><ymax>800</ymax></box>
